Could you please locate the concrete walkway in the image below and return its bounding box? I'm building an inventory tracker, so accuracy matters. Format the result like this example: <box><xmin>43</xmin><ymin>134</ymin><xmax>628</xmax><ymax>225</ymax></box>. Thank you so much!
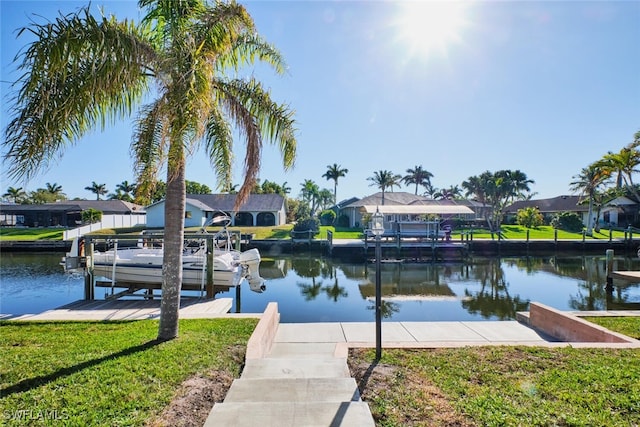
<box><xmin>3</xmin><ymin>298</ymin><xmax>238</xmax><ymax>321</ymax></box>
<box><xmin>204</xmin><ymin>302</ymin><xmax>640</xmax><ymax>426</ymax></box>
<box><xmin>204</xmin><ymin>320</ymin><xmax>556</xmax><ymax>426</ymax></box>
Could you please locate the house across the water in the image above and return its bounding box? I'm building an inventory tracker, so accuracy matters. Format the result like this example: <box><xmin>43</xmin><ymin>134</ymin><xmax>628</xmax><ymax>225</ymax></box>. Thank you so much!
<box><xmin>505</xmin><ymin>195</ymin><xmax>639</xmax><ymax>228</ymax></box>
<box><xmin>339</xmin><ymin>192</ymin><xmax>475</xmax><ymax>233</ymax></box>
<box><xmin>0</xmin><ymin>200</ymin><xmax>144</xmax><ymax>228</ymax></box>
<box><xmin>145</xmin><ymin>193</ymin><xmax>287</xmax><ymax>228</ymax></box>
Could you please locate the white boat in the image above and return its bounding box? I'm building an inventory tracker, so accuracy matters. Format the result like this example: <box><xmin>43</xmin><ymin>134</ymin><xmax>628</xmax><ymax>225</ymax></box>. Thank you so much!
<box><xmin>64</xmin><ymin>215</ymin><xmax>266</xmax><ymax>293</ymax></box>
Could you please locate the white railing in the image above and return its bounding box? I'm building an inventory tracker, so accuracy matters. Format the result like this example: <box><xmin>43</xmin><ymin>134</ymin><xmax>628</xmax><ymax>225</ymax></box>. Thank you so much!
<box><xmin>63</xmin><ymin>215</ymin><xmax>146</xmax><ymax>240</ymax></box>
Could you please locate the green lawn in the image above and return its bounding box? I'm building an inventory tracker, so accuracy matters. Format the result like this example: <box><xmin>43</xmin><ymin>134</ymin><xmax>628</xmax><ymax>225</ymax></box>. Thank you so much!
<box><xmin>349</xmin><ymin>316</ymin><xmax>640</xmax><ymax>427</ymax></box>
<box><xmin>0</xmin><ymin>319</ymin><xmax>257</xmax><ymax>426</ymax></box>
<box><xmin>0</xmin><ymin>228</ymin><xmax>64</xmax><ymax>241</ymax></box>
<box><xmin>0</xmin><ymin>224</ymin><xmax>633</xmax><ymax>241</ymax></box>
<box><xmin>584</xmin><ymin>316</ymin><xmax>640</xmax><ymax>339</ymax></box>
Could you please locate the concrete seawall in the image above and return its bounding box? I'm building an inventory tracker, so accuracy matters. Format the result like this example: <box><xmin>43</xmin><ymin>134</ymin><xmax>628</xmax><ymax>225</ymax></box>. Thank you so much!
<box><xmin>1</xmin><ymin>238</ymin><xmax>637</xmax><ymax>259</ymax></box>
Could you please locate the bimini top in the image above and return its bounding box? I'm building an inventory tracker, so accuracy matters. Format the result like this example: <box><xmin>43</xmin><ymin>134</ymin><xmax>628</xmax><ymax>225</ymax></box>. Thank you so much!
<box><xmin>359</xmin><ymin>205</ymin><xmax>474</xmax><ymax>215</ymax></box>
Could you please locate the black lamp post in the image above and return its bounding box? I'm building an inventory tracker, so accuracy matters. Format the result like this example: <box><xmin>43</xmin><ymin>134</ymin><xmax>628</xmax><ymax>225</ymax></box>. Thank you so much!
<box><xmin>370</xmin><ymin>207</ymin><xmax>385</xmax><ymax>360</ymax></box>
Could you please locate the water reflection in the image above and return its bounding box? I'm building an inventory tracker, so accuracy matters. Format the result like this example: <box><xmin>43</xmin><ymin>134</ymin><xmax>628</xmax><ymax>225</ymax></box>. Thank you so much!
<box><xmin>281</xmin><ymin>255</ymin><xmax>640</xmax><ymax>321</ymax></box>
<box><xmin>2</xmin><ymin>253</ymin><xmax>640</xmax><ymax>321</ymax></box>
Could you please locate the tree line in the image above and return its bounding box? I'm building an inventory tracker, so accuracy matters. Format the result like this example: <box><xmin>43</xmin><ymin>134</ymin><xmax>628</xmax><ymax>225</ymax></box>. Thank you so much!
<box><xmin>4</xmin><ymin>129</ymin><xmax>640</xmax><ymax>235</ymax></box>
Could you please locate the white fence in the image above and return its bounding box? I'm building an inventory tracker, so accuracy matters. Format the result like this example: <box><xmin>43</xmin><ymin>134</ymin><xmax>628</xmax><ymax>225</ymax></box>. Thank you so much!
<box><xmin>63</xmin><ymin>215</ymin><xmax>147</xmax><ymax>240</ymax></box>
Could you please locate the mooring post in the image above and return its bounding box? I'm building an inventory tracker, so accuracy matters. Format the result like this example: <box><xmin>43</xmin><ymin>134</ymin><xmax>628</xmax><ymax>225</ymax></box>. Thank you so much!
<box><xmin>84</xmin><ymin>237</ymin><xmax>95</xmax><ymax>300</ymax></box>
<box><xmin>235</xmin><ymin>284</ymin><xmax>241</xmax><ymax>313</ymax></box>
<box><xmin>605</xmin><ymin>249</ymin><xmax>614</xmax><ymax>292</ymax></box>
<box><xmin>206</xmin><ymin>236</ymin><xmax>214</xmax><ymax>298</ymax></box>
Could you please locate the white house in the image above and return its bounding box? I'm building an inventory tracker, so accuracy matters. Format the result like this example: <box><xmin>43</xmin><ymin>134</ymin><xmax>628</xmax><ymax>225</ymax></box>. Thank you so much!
<box><xmin>505</xmin><ymin>195</ymin><xmax>639</xmax><ymax>227</ymax></box>
<box><xmin>340</xmin><ymin>192</ymin><xmax>474</xmax><ymax>229</ymax></box>
<box><xmin>146</xmin><ymin>194</ymin><xmax>287</xmax><ymax>228</ymax></box>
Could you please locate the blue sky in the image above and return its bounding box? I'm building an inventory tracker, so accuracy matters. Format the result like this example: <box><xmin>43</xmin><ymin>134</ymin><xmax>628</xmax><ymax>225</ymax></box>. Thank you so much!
<box><xmin>1</xmin><ymin>0</ymin><xmax>639</xmax><ymax>202</ymax></box>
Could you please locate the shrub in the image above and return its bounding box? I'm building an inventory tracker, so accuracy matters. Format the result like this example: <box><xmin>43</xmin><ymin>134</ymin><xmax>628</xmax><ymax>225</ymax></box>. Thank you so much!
<box><xmin>336</xmin><ymin>214</ymin><xmax>350</xmax><ymax>228</ymax></box>
<box><xmin>551</xmin><ymin>211</ymin><xmax>584</xmax><ymax>233</ymax></box>
<box><xmin>517</xmin><ymin>207</ymin><xmax>544</xmax><ymax>228</ymax></box>
<box><xmin>293</xmin><ymin>217</ymin><xmax>320</xmax><ymax>233</ymax></box>
<box><xmin>81</xmin><ymin>208</ymin><xmax>102</xmax><ymax>223</ymax></box>
<box><xmin>319</xmin><ymin>210</ymin><xmax>336</xmax><ymax>225</ymax></box>
<box><xmin>294</xmin><ymin>203</ymin><xmax>311</xmax><ymax>222</ymax></box>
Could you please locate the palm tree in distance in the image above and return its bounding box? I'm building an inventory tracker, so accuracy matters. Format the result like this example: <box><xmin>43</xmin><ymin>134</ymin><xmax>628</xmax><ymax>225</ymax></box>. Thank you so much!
<box><xmin>322</xmin><ymin>163</ymin><xmax>348</xmax><ymax>204</ymax></box>
<box><xmin>3</xmin><ymin>1</ymin><xmax>297</xmax><ymax>341</ymax></box>
<box><xmin>3</xmin><ymin>186</ymin><xmax>27</xmax><ymax>203</ymax></box>
<box><xmin>84</xmin><ymin>181</ymin><xmax>108</xmax><ymax>200</ymax></box>
<box><xmin>42</xmin><ymin>182</ymin><xmax>66</xmax><ymax>201</ymax></box>
<box><xmin>116</xmin><ymin>180</ymin><xmax>137</xmax><ymax>198</ymax></box>
<box><xmin>434</xmin><ymin>185</ymin><xmax>462</xmax><ymax>200</ymax></box>
<box><xmin>367</xmin><ymin>170</ymin><xmax>402</xmax><ymax>205</ymax></box>
<box><xmin>300</xmin><ymin>179</ymin><xmax>320</xmax><ymax>214</ymax></box>
<box><xmin>570</xmin><ymin>163</ymin><xmax>610</xmax><ymax>236</ymax></box>
<box><xmin>45</xmin><ymin>182</ymin><xmax>63</xmax><ymax>195</ymax></box>
<box><xmin>596</xmin><ymin>144</ymin><xmax>640</xmax><ymax>201</ymax></box>
<box><xmin>402</xmin><ymin>165</ymin><xmax>433</xmax><ymax>195</ymax></box>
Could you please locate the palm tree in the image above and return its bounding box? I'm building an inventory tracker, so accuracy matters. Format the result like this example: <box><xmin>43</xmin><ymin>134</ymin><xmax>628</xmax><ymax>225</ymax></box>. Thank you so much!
<box><xmin>3</xmin><ymin>1</ymin><xmax>296</xmax><ymax>341</ymax></box>
<box><xmin>402</xmin><ymin>165</ymin><xmax>433</xmax><ymax>195</ymax></box>
<box><xmin>300</xmin><ymin>179</ymin><xmax>320</xmax><ymax>214</ymax></box>
<box><xmin>498</xmin><ymin>169</ymin><xmax>535</xmax><ymax>205</ymax></box>
<box><xmin>3</xmin><ymin>186</ymin><xmax>26</xmax><ymax>203</ymax></box>
<box><xmin>115</xmin><ymin>180</ymin><xmax>137</xmax><ymax>198</ymax></box>
<box><xmin>367</xmin><ymin>170</ymin><xmax>402</xmax><ymax>205</ymax></box>
<box><xmin>596</xmin><ymin>145</ymin><xmax>640</xmax><ymax>201</ymax></box>
<box><xmin>434</xmin><ymin>185</ymin><xmax>462</xmax><ymax>200</ymax></box>
<box><xmin>317</xmin><ymin>188</ymin><xmax>334</xmax><ymax>211</ymax></box>
<box><xmin>41</xmin><ymin>182</ymin><xmax>66</xmax><ymax>201</ymax></box>
<box><xmin>280</xmin><ymin>181</ymin><xmax>291</xmax><ymax>196</ymax></box>
<box><xmin>462</xmin><ymin>170</ymin><xmax>534</xmax><ymax>231</ymax></box>
<box><xmin>570</xmin><ymin>163</ymin><xmax>610</xmax><ymax>236</ymax></box>
<box><xmin>84</xmin><ymin>181</ymin><xmax>108</xmax><ymax>200</ymax></box>
<box><xmin>322</xmin><ymin>163</ymin><xmax>348</xmax><ymax>204</ymax></box>
<box><xmin>109</xmin><ymin>189</ymin><xmax>133</xmax><ymax>202</ymax></box>
<box><xmin>45</xmin><ymin>182</ymin><xmax>63</xmax><ymax>195</ymax></box>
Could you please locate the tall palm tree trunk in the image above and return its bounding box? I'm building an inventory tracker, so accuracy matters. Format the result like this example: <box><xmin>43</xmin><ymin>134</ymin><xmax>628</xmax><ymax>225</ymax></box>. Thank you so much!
<box><xmin>158</xmin><ymin>159</ymin><xmax>186</xmax><ymax>341</ymax></box>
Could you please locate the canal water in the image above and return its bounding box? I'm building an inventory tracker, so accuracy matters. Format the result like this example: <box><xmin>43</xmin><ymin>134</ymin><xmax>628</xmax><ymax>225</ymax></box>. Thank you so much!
<box><xmin>1</xmin><ymin>252</ymin><xmax>640</xmax><ymax>322</ymax></box>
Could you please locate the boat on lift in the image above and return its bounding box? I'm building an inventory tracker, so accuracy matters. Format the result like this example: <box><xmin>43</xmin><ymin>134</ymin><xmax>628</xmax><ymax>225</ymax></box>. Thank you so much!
<box><xmin>64</xmin><ymin>215</ymin><xmax>266</xmax><ymax>293</ymax></box>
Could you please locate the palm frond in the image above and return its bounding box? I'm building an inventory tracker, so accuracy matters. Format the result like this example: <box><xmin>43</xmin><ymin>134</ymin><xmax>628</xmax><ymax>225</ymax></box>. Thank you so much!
<box><xmin>132</xmin><ymin>99</ymin><xmax>168</xmax><ymax>204</ymax></box>
<box><xmin>203</xmin><ymin>109</ymin><xmax>234</xmax><ymax>193</ymax></box>
<box><xmin>219</xmin><ymin>78</ymin><xmax>297</xmax><ymax>169</ymax></box>
<box><xmin>220</xmin><ymin>33</ymin><xmax>288</xmax><ymax>75</ymax></box>
<box><xmin>3</xmin><ymin>6</ymin><xmax>154</xmax><ymax>181</ymax></box>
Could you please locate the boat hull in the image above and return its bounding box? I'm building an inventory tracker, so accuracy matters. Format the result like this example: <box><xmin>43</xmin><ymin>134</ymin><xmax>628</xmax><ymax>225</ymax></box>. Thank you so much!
<box><xmin>92</xmin><ymin>262</ymin><xmax>243</xmax><ymax>288</ymax></box>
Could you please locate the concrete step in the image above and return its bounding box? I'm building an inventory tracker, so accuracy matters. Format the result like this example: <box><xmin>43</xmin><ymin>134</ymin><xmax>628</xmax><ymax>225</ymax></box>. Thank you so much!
<box><xmin>224</xmin><ymin>378</ymin><xmax>362</xmax><ymax>403</ymax></box>
<box><xmin>205</xmin><ymin>401</ymin><xmax>375</xmax><ymax>427</ymax></box>
<box><xmin>241</xmin><ymin>357</ymin><xmax>350</xmax><ymax>379</ymax></box>
<box><xmin>268</xmin><ymin>342</ymin><xmax>338</xmax><ymax>358</ymax></box>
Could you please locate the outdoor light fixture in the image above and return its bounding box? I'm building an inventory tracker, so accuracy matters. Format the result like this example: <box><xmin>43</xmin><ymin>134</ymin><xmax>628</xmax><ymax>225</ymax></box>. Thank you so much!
<box><xmin>371</xmin><ymin>208</ymin><xmax>384</xmax><ymax>237</ymax></box>
<box><xmin>371</xmin><ymin>207</ymin><xmax>384</xmax><ymax>359</ymax></box>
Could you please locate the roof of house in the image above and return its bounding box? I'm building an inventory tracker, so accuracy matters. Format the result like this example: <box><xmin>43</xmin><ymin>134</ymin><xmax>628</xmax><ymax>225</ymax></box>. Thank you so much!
<box><xmin>0</xmin><ymin>200</ymin><xmax>145</xmax><ymax>214</ymax></box>
<box><xmin>360</xmin><ymin>205</ymin><xmax>474</xmax><ymax>215</ymax></box>
<box><xmin>160</xmin><ymin>193</ymin><xmax>285</xmax><ymax>212</ymax></box>
<box><xmin>505</xmin><ymin>195</ymin><xmax>588</xmax><ymax>213</ymax></box>
<box><xmin>342</xmin><ymin>192</ymin><xmax>431</xmax><ymax>208</ymax></box>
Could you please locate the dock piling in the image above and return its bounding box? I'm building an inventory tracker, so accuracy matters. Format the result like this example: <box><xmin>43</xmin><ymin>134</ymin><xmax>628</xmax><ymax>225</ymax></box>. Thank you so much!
<box><xmin>605</xmin><ymin>249</ymin><xmax>614</xmax><ymax>292</ymax></box>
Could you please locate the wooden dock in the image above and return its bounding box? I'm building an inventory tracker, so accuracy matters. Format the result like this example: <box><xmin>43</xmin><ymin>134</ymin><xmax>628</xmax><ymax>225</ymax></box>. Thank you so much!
<box><xmin>8</xmin><ymin>298</ymin><xmax>242</xmax><ymax>321</ymax></box>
